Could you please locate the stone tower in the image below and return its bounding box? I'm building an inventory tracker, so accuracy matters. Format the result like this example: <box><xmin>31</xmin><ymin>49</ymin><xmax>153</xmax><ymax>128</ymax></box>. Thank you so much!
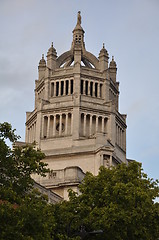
<box><xmin>25</xmin><ymin>12</ymin><xmax>127</xmax><ymax>199</ymax></box>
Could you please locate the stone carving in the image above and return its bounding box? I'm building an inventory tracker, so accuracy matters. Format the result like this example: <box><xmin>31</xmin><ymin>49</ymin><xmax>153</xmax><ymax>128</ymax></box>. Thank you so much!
<box><xmin>77</xmin><ymin>11</ymin><xmax>81</xmax><ymax>25</ymax></box>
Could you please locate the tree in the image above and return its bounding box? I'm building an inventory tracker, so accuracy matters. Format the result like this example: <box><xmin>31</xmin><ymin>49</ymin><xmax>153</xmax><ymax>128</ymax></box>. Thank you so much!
<box><xmin>55</xmin><ymin>162</ymin><xmax>159</xmax><ymax>240</ymax></box>
<box><xmin>1</xmin><ymin>122</ymin><xmax>159</xmax><ymax>239</ymax></box>
<box><xmin>0</xmin><ymin>122</ymin><xmax>56</xmax><ymax>239</ymax></box>
<box><xmin>0</xmin><ymin>189</ymin><xmax>57</xmax><ymax>240</ymax></box>
<box><xmin>0</xmin><ymin>122</ymin><xmax>48</xmax><ymax>203</ymax></box>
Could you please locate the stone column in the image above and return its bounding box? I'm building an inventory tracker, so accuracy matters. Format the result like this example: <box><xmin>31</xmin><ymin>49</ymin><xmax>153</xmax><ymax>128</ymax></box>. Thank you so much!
<box><xmin>71</xmin><ymin>113</ymin><xmax>73</xmax><ymax>135</ymax></box>
<box><xmin>110</xmin><ymin>155</ymin><xmax>112</xmax><ymax>166</ymax></box>
<box><xmin>105</xmin><ymin>118</ymin><xmax>107</xmax><ymax>133</ymax></box>
<box><xmin>120</xmin><ymin>128</ymin><xmax>122</xmax><ymax>147</ymax></box>
<box><xmin>53</xmin><ymin>115</ymin><xmax>56</xmax><ymax>137</ymax></box>
<box><xmin>25</xmin><ymin>127</ymin><xmax>29</xmax><ymax>143</ymax></box>
<box><xmin>121</xmin><ymin>129</ymin><xmax>123</xmax><ymax>149</ymax></box>
<box><xmin>100</xmin><ymin>84</ymin><xmax>102</xmax><ymax>98</ymax></box>
<box><xmin>65</xmin><ymin>113</ymin><xmax>68</xmax><ymax>135</ymax></box>
<box><xmin>123</xmin><ymin>130</ymin><xmax>126</xmax><ymax>151</ymax></box>
<box><xmin>47</xmin><ymin>116</ymin><xmax>50</xmax><ymax>138</ymax></box>
<box><xmin>102</xmin><ymin>117</ymin><xmax>104</xmax><ymax>133</ymax></box>
<box><xmin>68</xmin><ymin>80</ymin><xmax>71</xmax><ymax>95</ymax></box>
<box><xmin>29</xmin><ymin>127</ymin><xmax>31</xmax><ymax>142</ymax></box>
<box><xmin>96</xmin><ymin>115</ymin><xmax>98</xmax><ymax>133</ymax></box>
<box><xmin>54</xmin><ymin>82</ymin><xmax>56</xmax><ymax>96</ymax></box>
<box><xmin>118</xmin><ymin>127</ymin><xmax>120</xmax><ymax>147</ymax></box>
<box><xmin>31</xmin><ymin>125</ymin><xmax>33</xmax><ymax>142</ymax></box>
<box><xmin>59</xmin><ymin>114</ymin><xmax>62</xmax><ymax>136</ymax></box>
<box><xmin>34</xmin><ymin>123</ymin><xmax>36</xmax><ymax>142</ymax></box>
<box><xmin>29</xmin><ymin>127</ymin><xmax>31</xmax><ymax>143</ymax></box>
<box><xmin>83</xmin><ymin>80</ymin><xmax>86</xmax><ymax>95</ymax></box>
<box><xmin>29</xmin><ymin>126</ymin><xmax>31</xmax><ymax>143</ymax></box>
<box><xmin>44</xmin><ymin>76</ymin><xmax>50</xmax><ymax>101</ymax></box>
<box><xmin>32</xmin><ymin>125</ymin><xmax>34</xmax><ymax>142</ymax></box>
<box><xmin>97</xmin><ymin>83</ymin><xmax>100</xmax><ymax>98</ymax></box>
<box><xmin>64</xmin><ymin>80</ymin><xmax>66</xmax><ymax>95</ymax></box>
<box><xmin>31</xmin><ymin>124</ymin><xmax>34</xmax><ymax>142</ymax></box>
<box><xmin>88</xmin><ymin>81</ymin><xmax>90</xmax><ymax>96</ymax></box>
<box><xmin>89</xmin><ymin>115</ymin><xmax>92</xmax><ymax>136</ymax></box>
<box><xmin>31</xmin><ymin>126</ymin><xmax>34</xmax><ymax>142</ymax></box>
<box><xmin>41</xmin><ymin>116</ymin><xmax>44</xmax><ymax>138</ymax></box>
<box><xmin>84</xmin><ymin>114</ymin><xmax>86</xmax><ymax>136</ymax></box>
<box><xmin>93</xmin><ymin>82</ymin><xmax>95</xmax><ymax>97</ymax></box>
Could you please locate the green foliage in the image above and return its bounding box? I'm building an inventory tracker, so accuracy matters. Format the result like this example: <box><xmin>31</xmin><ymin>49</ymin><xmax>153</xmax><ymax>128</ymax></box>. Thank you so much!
<box><xmin>55</xmin><ymin>162</ymin><xmax>159</xmax><ymax>240</ymax></box>
<box><xmin>0</xmin><ymin>190</ymin><xmax>56</xmax><ymax>240</ymax></box>
<box><xmin>1</xmin><ymin>122</ymin><xmax>159</xmax><ymax>239</ymax></box>
<box><xmin>0</xmin><ymin>122</ymin><xmax>48</xmax><ymax>203</ymax></box>
<box><xmin>0</xmin><ymin>122</ymin><xmax>19</xmax><ymax>142</ymax></box>
<box><xmin>0</xmin><ymin>122</ymin><xmax>54</xmax><ymax>239</ymax></box>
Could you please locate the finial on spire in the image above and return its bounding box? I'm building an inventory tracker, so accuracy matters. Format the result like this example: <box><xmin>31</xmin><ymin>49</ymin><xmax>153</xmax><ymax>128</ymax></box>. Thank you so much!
<box><xmin>112</xmin><ymin>56</ymin><xmax>114</xmax><ymax>61</ymax></box>
<box><xmin>42</xmin><ymin>54</ymin><xmax>44</xmax><ymax>59</ymax></box>
<box><xmin>103</xmin><ymin>43</ymin><xmax>105</xmax><ymax>49</ymax></box>
<box><xmin>51</xmin><ymin>42</ymin><xmax>53</xmax><ymax>47</ymax></box>
<box><xmin>77</xmin><ymin>11</ymin><xmax>81</xmax><ymax>25</ymax></box>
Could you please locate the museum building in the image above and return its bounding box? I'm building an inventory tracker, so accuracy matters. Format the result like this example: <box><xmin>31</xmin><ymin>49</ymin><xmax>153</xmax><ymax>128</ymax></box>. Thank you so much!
<box><xmin>25</xmin><ymin>12</ymin><xmax>127</xmax><ymax>200</ymax></box>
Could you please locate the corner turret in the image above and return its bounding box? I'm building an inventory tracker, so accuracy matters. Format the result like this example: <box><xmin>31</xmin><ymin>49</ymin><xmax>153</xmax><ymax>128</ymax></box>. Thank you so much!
<box><xmin>109</xmin><ymin>56</ymin><xmax>117</xmax><ymax>82</ymax></box>
<box><xmin>47</xmin><ymin>42</ymin><xmax>57</xmax><ymax>70</ymax></box>
<box><xmin>99</xmin><ymin>43</ymin><xmax>109</xmax><ymax>72</ymax></box>
<box><xmin>38</xmin><ymin>54</ymin><xmax>46</xmax><ymax>80</ymax></box>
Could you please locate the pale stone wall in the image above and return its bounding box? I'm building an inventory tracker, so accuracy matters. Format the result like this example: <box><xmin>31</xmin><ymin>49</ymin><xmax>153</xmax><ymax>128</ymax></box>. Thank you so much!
<box><xmin>25</xmin><ymin>12</ymin><xmax>127</xmax><ymax>200</ymax></box>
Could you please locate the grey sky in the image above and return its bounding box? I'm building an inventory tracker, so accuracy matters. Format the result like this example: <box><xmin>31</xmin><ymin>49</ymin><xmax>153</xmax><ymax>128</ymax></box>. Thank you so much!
<box><xmin>0</xmin><ymin>0</ymin><xmax>159</xmax><ymax>179</ymax></box>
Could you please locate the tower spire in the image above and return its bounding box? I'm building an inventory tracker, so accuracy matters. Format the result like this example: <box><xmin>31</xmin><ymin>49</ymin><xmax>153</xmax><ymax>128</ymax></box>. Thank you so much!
<box><xmin>71</xmin><ymin>11</ymin><xmax>85</xmax><ymax>50</ymax></box>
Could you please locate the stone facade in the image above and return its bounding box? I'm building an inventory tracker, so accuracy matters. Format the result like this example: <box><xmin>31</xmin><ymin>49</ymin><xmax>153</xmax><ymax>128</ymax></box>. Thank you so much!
<box><xmin>25</xmin><ymin>12</ymin><xmax>127</xmax><ymax>200</ymax></box>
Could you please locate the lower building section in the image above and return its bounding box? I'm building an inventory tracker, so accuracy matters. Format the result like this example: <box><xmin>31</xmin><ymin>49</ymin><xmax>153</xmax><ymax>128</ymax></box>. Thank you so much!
<box><xmin>33</xmin><ymin>133</ymin><xmax>127</xmax><ymax>200</ymax></box>
<box><xmin>33</xmin><ymin>181</ymin><xmax>63</xmax><ymax>203</ymax></box>
<box><xmin>33</xmin><ymin>166</ymin><xmax>85</xmax><ymax>200</ymax></box>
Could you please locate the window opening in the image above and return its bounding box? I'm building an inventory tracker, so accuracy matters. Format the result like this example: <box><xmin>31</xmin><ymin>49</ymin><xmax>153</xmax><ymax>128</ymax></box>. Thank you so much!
<box><xmin>51</xmin><ymin>83</ymin><xmax>54</xmax><ymax>97</ymax></box>
<box><xmin>43</xmin><ymin>116</ymin><xmax>48</xmax><ymax>138</ymax></box>
<box><xmin>95</xmin><ymin>83</ymin><xmax>98</xmax><ymax>97</ymax></box>
<box><xmin>66</xmin><ymin>80</ymin><xmax>69</xmax><ymax>95</ymax></box>
<box><xmin>100</xmin><ymin>84</ymin><xmax>103</xmax><ymax>98</ymax></box>
<box><xmin>81</xmin><ymin>80</ymin><xmax>83</xmax><ymax>94</ymax></box>
<box><xmin>81</xmin><ymin>61</ymin><xmax>86</xmax><ymax>66</ymax></box>
<box><xmin>90</xmin><ymin>82</ymin><xmax>93</xmax><ymax>96</ymax></box>
<box><xmin>61</xmin><ymin>81</ymin><xmax>64</xmax><ymax>96</ymax></box>
<box><xmin>85</xmin><ymin>81</ymin><xmax>88</xmax><ymax>95</ymax></box>
<box><xmin>56</xmin><ymin>82</ymin><xmax>59</xmax><ymax>96</ymax></box>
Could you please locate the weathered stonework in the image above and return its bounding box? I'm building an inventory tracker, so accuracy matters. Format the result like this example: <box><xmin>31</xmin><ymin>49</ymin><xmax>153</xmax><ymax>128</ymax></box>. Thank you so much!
<box><xmin>25</xmin><ymin>12</ymin><xmax>127</xmax><ymax>200</ymax></box>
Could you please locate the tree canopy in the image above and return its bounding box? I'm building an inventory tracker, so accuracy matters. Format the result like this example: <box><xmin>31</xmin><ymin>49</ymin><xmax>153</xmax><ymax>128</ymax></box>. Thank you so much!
<box><xmin>0</xmin><ymin>122</ymin><xmax>159</xmax><ymax>240</ymax></box>
<box><xmin>0</xmin><ymin>122</ymin><xmax>55</xmax><ymax>239</ymax></box>
<box><xmin>0</xmin><ymin>122</ymin><xmax>48</xmax><ymax>202</ymax></box>
<box><xmin>54</xmin><ymin>162</ymin><xmax>159</xmax><ymax>240</ymax></box>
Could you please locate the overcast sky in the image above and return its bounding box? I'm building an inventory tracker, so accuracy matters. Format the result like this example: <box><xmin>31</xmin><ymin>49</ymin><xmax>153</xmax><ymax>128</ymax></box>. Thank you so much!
<box><xmin>0</xmin><ymin>0</ymin><xmax>159</xmax><ymax>180</ymax></box>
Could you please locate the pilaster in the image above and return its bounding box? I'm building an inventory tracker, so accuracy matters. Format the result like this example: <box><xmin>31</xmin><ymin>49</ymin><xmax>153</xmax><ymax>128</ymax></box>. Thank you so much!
<box><xmin>107</xmin><ymin>113</ymin><xmax>116</xmax><ymax>146</ymax></box>
<box><xmin>35</xmin><ymin>111</ymin><xmax>42</xmax><ymax>148</ymax></box>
